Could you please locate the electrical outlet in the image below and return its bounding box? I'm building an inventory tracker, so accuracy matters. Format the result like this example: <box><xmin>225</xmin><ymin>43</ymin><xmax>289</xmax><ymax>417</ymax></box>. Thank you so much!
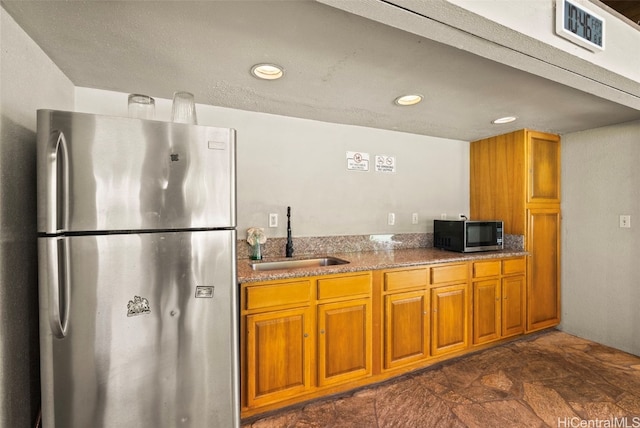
<box><xmin>412</xmin><ymin>213</ymin><xmax>419</xmax><ymax>224</ymax></box>
<box><xmin>269</xmin><ymin>213</ymin><xmax>278</xmax><ymax>228</ymax></box>
<box><xmin>619</xmin><ymin>215</ymin><xmax>631</xmax><ymax>228</ymax></box>
<box><xmin>388</xmin><ymin>213</ymin><xmax>395</xmax><ymax>226</ymax></box>
<box><xmin>440</xmin><ymin>213</ymin><xmax>447</xmax><ymax>220</ymax></box>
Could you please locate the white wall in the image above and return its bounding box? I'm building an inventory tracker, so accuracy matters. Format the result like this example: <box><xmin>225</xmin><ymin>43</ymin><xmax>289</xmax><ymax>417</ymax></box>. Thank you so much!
<box><xmin>560</xmin><ymin>120</ymin><xmax>640</xmax><ymax>356</ymax></box>
<box><xmin>448</xmin><ymin>0</ymin><xmax>640</xmax><ymax>83</ymax></box>
<box><xmin>75</xmin><ymin>88</ymin><xmax>470</xmax><ymax>240</ymax></box>
<box><xmin>0</xmin><ymin>6</ymin><xmax>74</xmax><ymax>427</ymax></box>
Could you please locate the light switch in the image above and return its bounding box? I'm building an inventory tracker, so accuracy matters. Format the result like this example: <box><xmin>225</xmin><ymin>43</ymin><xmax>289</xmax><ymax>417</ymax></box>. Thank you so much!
<box><xmin>619</xmin><ymin>215</ymin><xmax>631</xmax><ymax>228</ymax></box>
<box><xmin>269</xmin><ymin>213</ymin><xmax>278</xmax><ymax>228</ymax></box>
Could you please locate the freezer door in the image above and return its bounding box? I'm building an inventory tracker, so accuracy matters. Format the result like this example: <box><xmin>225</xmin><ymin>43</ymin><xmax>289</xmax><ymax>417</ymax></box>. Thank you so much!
<box><xmin>37</xmin><ymin>110</ymin><xmax>236</xmax><ymax>234</ymax></box>
<box><xmin>38</xmin><ymin>230</ymin><xmax>239</xmax><ymax>428</ymax></box>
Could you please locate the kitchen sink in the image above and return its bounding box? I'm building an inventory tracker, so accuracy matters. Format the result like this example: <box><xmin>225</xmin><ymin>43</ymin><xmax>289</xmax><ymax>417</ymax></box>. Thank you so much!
<box><xmin>251</xmin><ymin>257</ymin><xmax>350</xmax><ymax>271</ymax></box>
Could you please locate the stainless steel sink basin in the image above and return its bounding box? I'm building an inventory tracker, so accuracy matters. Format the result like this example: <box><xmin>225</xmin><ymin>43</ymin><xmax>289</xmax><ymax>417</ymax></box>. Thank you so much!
<box><xmin>251</xmin><ymin>257</ymin><xmax>350</xmax><ymax>271</ymax></box>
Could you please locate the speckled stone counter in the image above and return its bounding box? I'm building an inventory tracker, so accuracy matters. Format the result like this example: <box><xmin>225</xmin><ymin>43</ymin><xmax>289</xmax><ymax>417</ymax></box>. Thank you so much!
<box><xmin>237</xmin><ymin>247</ymin><xmax>527</xmax><ymax>283</ymax></box>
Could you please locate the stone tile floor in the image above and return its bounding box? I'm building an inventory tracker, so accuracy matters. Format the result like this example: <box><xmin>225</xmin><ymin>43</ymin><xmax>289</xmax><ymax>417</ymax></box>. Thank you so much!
<box><xmin>241</xmin><ymin>330</ymin><xmax>640</xmax><ymax>428</ymax></box>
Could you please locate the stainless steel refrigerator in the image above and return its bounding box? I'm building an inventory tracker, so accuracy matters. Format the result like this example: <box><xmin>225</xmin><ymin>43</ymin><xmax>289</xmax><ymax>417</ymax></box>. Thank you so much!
<box><xmin>36</xmin><ymin>110</ymin><xmax>239</xmax><ymax>427</ymax></box>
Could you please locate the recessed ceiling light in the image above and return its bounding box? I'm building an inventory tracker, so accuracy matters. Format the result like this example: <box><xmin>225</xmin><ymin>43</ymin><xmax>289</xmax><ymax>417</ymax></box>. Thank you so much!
<box><xmin>394</xmin><ymin>94</ymin><xmax>423</xmax><ymax>106</ymax></box>
<box><xmin>492</xmin><ymin>116</ymin><xmax>518</xmax><ymax>124</ymax></box>
<box><xmin>250</xmin><ymin>63</ymin><xmax>284</xmax><ymax>80</ymax></box>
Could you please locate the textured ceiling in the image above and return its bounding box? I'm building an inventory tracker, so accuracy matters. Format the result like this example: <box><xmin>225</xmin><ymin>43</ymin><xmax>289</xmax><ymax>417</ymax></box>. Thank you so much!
<box><xmin>2</xmin><ymin>0</ymin><xmax>640</xmax><ymax>141</ymax></box>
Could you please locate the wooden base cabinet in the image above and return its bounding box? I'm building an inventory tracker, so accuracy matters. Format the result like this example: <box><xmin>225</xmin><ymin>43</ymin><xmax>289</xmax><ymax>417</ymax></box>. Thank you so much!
<box><xmin>472</xmin><ymin>278</ymin><xmax>501</xmax><ymax>344</ymax></box>
<box><xmin>429</xmin><ymin>263</ymin><xmax>469</xmax><ymax>356</ymax></box>
<box><xmin>502</xmin><ymin>274</ymin><xmax>526</xmax><ymax>337</ymax></box>
<box><xmin>318</xmin><ymin>298</ymin><xmax>371</xmax><ymax>387</ymax></box>
<box><xmin>431</xmin><ymin>283</ymin><xmax>468</xmax><ymax>356</ymax></box>
<box><xmin>245</xmin><ymin>307</ymin><xmax>312</xmax><ymax>408</ymax></box>
<box><xmin>384</xmin><ymin>291</ymin><xmax>429</xmax><ymax>369</ymax></box>
<box><xmin>381</xmin><ymin>267</ymin><xmax>430</xmax><ymax>370</ymax></box>
<box><xmin>380</xmin><ymin>263</ymin><xmax>470</xmax><ymax>369</ymax></box>
<box><xmin>472</xmin><ymin>258</ymin><xmax>525</xmax><ymax>346</ymax></box>
<box><xmin>241</xmin><ymin>258</ymin><xmax>532</xmax><ymax>419</ymax></box>
<box><xmin>242</xmin><ymin>278</ymin><xmax>313</xmax><ymax>409</ymax></box>
<box><xmin>241</xmin><ymin>272</ymin><xmax>372</xmax><ymax>416</ymax></box>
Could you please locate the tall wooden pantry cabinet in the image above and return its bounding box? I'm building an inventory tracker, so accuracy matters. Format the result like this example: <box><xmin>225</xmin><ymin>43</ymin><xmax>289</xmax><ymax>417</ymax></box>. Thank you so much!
<box><xmin>470</xmin><ymin>129</ymin><xmax>561</xmax><ymax>332</ymax></box>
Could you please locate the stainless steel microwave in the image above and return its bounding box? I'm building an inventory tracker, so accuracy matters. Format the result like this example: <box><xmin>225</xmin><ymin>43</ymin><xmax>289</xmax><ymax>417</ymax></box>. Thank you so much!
<box><xmin>433</xmin><ymin>220</ymin><xmax>503</xmax><ymax>252</ymax></box>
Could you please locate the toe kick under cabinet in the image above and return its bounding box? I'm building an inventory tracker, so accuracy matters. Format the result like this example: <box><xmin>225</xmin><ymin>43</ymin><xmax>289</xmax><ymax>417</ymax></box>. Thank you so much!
<box><xmin>240</xmin><ymin>256</ymin><xmax>528</xmax><ymax>418</ymax></box>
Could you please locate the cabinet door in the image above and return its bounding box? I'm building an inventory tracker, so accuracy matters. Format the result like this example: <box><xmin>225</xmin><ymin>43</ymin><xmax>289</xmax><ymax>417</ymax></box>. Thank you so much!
<box><xmin>527</xmin><ymin>208</ymin><xmax>561</xmax><ymax>331</ymax></box>
<box><xmin>245</xmin><ymin>307</ymin><xmax>312</xmax><ymax>408</ymax></box>
<box><xmin>502</xmin><ymin>275</ymin><xmax>525</xmax><ymax>337</ymax></box>
<box><xmin>527</xmin><ymin>131</ymin><xmax>561</xmax><ymax>204</ymax></box>
<box><xmin>472</xmin><ymin>279</ymin><xmax>500</xmax><ymax>345</ymax></box>
<box><xmin>431</xmin><ymin>284</ymin><xmax>468</xmax><ymax>356</ymax></box>
<box><xmin>317</xmin><ymin>299</ymin><xmax>372</xmax><ymax>387</ymax></box>
<box><xmin>384</xmin><ymin>291</ymin><xmax>429</xmax><ymax>370</ymax></box>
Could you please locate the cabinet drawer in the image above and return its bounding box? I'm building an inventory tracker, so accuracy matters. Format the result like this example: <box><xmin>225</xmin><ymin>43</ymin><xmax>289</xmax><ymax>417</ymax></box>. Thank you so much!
<box><xmin>384</xmin><ymin>268</ymin><xmax>428</xmax><ymax>291</ymax></box>
<box><xmin>317</xmin><ymin>273</ymin><xmax>371</xmax><ymax>300</ymax></box>
<box><xmin>431</xmin><ymin>263</ymin><xmax>468</xmax><ymax>284</ymax></box>
<box><xmin>245</xmin><ymin>280</ymin><xmax>311</xmax><ymax>311</ymax></box>
<box><xmin>503</xmin><ymin>257</ymin><xmax>526</xmax><ymax>275</ymax></box>
<box><xmin>473</xmin><ymin>260</ymin><xmax>501</xmax><ymax>278</ymax></box>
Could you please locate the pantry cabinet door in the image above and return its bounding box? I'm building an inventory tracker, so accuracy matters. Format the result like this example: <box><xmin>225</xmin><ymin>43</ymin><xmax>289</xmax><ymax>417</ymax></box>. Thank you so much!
<box><xmin>526</xmin><ymin>208</ymin><xmax>561</xmax><ymax>331</ymax></box>
<box><xmin>527</xmin><ymin>131</ymin><xmax>561</xmax><ymax>204</ymax></box>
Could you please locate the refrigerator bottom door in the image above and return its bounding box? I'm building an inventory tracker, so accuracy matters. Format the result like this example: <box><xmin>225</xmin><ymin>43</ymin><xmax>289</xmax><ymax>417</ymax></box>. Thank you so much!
<box><xmin>38</xmin><ymin>230</ymin><xmax>239</xmax><ymax>428</ymax></box>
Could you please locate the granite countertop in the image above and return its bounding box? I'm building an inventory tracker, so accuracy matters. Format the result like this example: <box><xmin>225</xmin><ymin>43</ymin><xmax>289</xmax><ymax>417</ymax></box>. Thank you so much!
<box><xmin>237</xmin><ymin>248</ymin><xmax>528</xmax><ymax>283</ymax></box>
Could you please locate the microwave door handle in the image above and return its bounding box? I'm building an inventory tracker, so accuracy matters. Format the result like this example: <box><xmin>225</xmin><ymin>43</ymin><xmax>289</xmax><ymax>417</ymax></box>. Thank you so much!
<box><xmin>45</xmin><ymin>130</ymin><xmax>69</xmax><ymax>233</ymax></box>
<box><xmin>41</xmin><ymin>237</ymin><xmax>70</xmax><ymax>339</ymax></box>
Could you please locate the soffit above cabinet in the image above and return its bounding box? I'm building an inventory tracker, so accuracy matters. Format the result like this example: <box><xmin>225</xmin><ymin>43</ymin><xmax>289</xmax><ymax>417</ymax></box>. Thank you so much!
<box><xmin>3</xmin><ymin>0</ymin><xmax>639</xmax><ymax>141</ymax></box>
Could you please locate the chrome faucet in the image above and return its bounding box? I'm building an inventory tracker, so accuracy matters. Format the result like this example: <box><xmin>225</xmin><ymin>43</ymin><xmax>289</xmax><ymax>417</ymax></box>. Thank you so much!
<box><xmin>286</xmin><ymin>206</ymin><xmax>294</xmax><ymax>258</ymax></box>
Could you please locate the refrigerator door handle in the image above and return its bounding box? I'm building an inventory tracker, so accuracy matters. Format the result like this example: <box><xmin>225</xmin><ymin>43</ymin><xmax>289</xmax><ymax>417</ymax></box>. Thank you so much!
<box><xmin>45</xmin><ymin>130</ymin><xmax>69</xmax><ymax>233</ymax></box>
<box><xmin>45</xmin><ymin>237</ymin><xmax>70</xmax><ymax>338</ymax></box>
